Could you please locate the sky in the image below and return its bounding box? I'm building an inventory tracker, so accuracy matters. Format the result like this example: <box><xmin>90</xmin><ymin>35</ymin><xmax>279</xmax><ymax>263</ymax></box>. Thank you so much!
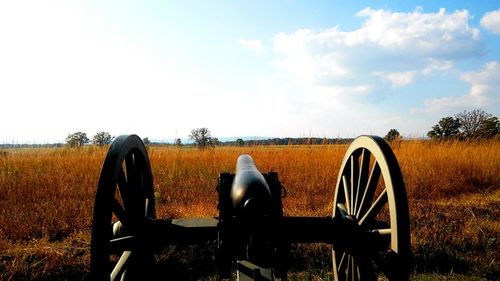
<box><xmin>1</xmin><ymin>1</ymin><xmax>499</xmax><ymax>143</ymax></box>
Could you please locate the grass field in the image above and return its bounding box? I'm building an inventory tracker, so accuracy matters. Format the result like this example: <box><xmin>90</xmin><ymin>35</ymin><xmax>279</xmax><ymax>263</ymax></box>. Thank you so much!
<box><xmin>0</xmin><ymin>139</ymin><xmax>498</xmax><ymax>280</ymax></box>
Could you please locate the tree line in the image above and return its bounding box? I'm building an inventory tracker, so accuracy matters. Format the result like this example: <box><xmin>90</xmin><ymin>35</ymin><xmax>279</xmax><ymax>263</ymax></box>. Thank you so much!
<box><xmin>188</xmin><ymin>128</ymin><xmax>354</xmax><ymax>147</ymax></box>
<box><xmin>64</xmin><ymin>109</ymin><xmax>498</xmax><ymax>148</ymax></box>
<box><xmin>64</xmin><ymin>128</ymin><xmax>354</xmax><ymax>148</ymax></box>
<box><xmin>426</xmin><ymin>109</ymin><xmax>499</xmax><ymax>140</ymax></box>
<box><xmin>382</xmin><ymin>109</ymin><xmax>498</xmax><ymax>142</ymax></box>
<box><xmin>65</xmin><ymin>131</ymin><xmax>113</xmax><ymax>147</ymax></box>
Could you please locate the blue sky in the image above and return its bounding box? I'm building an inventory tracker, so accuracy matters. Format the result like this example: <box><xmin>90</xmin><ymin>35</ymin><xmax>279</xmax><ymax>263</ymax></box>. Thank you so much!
<box><xmin>1</xmin><ymin>1</ymin><xmax>499</xmax><ymax>143</ymax></box>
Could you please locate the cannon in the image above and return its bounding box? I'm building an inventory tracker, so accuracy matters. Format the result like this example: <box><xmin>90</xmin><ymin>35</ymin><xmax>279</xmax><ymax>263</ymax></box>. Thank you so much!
<box><xmin>90</xmin><ymin>135</ymin><xmax>411</xmax><ymax>280</ymax></box>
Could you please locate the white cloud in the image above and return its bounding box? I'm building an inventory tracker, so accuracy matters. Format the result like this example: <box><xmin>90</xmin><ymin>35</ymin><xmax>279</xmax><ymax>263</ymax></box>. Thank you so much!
<box><xmin>351</xmin><ymin>7</ymin><xmax>480</xmax><ymax>55</ymax></box>
<box><xmin>268</xmin><ymin>7</ymin><xmax>486</xmax><ymax>135</ymax></box>
<box><xmin>273</xmin><ymin>29</ymin><xmax>349</xmax><ymax>85</ymax></box>
<box><xmin>373</xmin><ymin>71</ymin><xmax>416</xmax><ymax>87</ymax></box>
<box><xmin>461</xmin><ymin>61</ymin><xmax>500</xmax><ymax>104</ymax></box>
<box><xmin>422</xmin><ymin>59</ymin><xmax>453</xmax><ymax>75</ymax></box>
<box><xmin>239</xmin><ymin>39</ymin><xmax>263</xmax><ymax>52</ymax></box>
<box><xmin>422</xmin><ymin>61</ymin><xmax>500</xmax><ymax>112</ymax></box>
<box><xmin>272</xmin><ymin>7</ymin><xmax>480</xmax><ymax>87</ymax></box>
<box><xmin>481</xmin><ymin>9</ymin><xmax>500</xmax><ymax>34</ymax></box>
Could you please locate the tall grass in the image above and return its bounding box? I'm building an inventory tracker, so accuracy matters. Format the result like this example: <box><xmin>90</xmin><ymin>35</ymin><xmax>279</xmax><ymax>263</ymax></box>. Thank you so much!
<box><xmin>396</xmin><ymin>140</ymin><xmax>499</xmax><ymax>198</ymax></box>
<box><xmin>0</xmin><ymin>140</ymin><xmax>498</xmax><ymax>280</ymax></box>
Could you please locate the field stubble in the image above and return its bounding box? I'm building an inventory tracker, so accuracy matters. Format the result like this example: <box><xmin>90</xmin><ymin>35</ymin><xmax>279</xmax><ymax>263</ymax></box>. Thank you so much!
<box><xmin>0</xmin><ymin>140</ymin><xmax>498</xmax><ymax>280</ymax></box>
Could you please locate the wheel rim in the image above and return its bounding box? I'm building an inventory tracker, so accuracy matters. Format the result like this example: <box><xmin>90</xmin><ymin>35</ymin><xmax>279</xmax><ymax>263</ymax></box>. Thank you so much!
<box><xmin>90</xmin><ymin>135</ymin><xmax>156</xmax><ymax>280</ymax></box>
<box><xmin>332</xmin><ymin>136</ymin><xmax>410</xmax><ymax>281</ymax></box>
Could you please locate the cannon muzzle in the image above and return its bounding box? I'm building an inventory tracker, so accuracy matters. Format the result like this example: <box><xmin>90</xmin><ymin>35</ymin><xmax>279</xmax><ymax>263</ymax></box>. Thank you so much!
<box><xmin>230</xmin><ymin>154</ymin><xmax>272</xmax><ymax>215</ymax></box>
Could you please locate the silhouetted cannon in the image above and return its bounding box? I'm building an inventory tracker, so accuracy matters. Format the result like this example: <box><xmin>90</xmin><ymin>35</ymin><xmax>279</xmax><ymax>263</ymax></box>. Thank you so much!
<box><xmin>90</xmin><ymin>135</ymin><xmax>411</xmax><ymax>281</ymax></box>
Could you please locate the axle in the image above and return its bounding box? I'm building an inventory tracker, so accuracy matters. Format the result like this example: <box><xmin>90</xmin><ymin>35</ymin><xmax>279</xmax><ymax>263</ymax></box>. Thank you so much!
<box><xmin>112</xmin><ymin>216</ymin><xmax>387</xmax><ymax>253</ymax></box>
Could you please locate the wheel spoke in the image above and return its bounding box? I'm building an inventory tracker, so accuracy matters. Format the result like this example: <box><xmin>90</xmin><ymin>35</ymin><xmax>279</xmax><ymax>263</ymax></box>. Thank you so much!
<box><xmin>371</xmin><ymin>228</ymin><xmax>391</xmax><ymax>235</ymax></box>
<box><xmin>338</xmin><ymin>252</ymin><xmax>346</xmax><ymax>270</ymax></box>
<box><xmin>145</xmin><ymin>198</ymin><xmax>150</xmax><ymax>217</ymax></box>
<box><xmin>350</xmin><ymin>155</ymin><xmax>358</xmax><ymax>216</ymax></box>
<box><xmin>337</xmin><ymin>203</ymin><xmax>349</xmax><ymax>219</ymax></box>
<box><xmin>112</xmin><ymin>198</ymin><xmax>127</xmax><ymax>225</ymax></box>
<box><xmin>356</xmin><ymin>262</ymin><xmax>361</xmax><ymax>281</ymax></box>
<box><xmin>333</xmin><ymin>251</ymin><xmax>341</xmax><ymax>281</ymax></box>
<box><xmin>345</xmin><ymin>255</ymin><xmax>351</xmax><ymax>281</ymax></box>
<box><xmin>110</xmin><ymin>250</ymin><xmax>132</xmax><ymax>281</ymax></box>
<box><xmin>125</xmin><ymin>152</ymin><xmax>143</xmax><ymax>228</ymax></box>
<box><xmin>348</xmin><ymin>256</ymin><xmax>355</xmax><ymax>281</ymax></box>
<box><xmin>118</xmin><ymin>168</ymin><xmax>127</xmax><ymax>198</ymax></box>
<box><xmin>356</xmin><ymin>161</ymin><xmax>380</xmax><ymax>219</ymax></box>
<box><xmin>125</xmin><ymin>152</ymin><xmax>142</xmax><ymax>199</ymax></box>
<box><xmin>342</xmin><ymin>175</ymin><xmax>351</xmax><ymax>215</ymax></box>
<box><xmin>125</xmin><ymin>153</ymin><xmax>137</xmax><ymax>188</ymax></box>
<box><xmin>117</xmin><ymin>168</ymin><xmax>129</xmax><ymax>213</ymax></box>
<box><xmin>110</xmin><ymin>236</ymin><xmax>136</xmax><ymax>252</ymax></box>
<box><xmin>359</xmin><ymin>188</ymin><xmax>388</xmax><ymax>226</ymax></box>
<box><xmin>354</xmin><ymin>149</ymin><xmax>370</xmax><ymax>216</ymax></box>
<box><xmin>333</xmin><ymin>251</ymin><xmax>346</xmax><ymax>281</ymax></box>
<box><xmin>139</xmin><ymin>166</ymin><xmax>145</xmax><ymax>193</ymax></box>
<box><xmin>351</xmin><ymin>256</ymin><xmax>357</xmax><ymax>281</ymax></box>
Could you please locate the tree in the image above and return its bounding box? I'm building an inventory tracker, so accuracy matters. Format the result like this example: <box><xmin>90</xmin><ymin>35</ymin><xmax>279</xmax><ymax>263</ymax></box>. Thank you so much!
<box><xmin>92</xmin><ymin>131</ymin><xmax>113</xmax><ymax>146</ymax></box>
<box><xmin>175</xmin><ymin>138</ymin><xmax>182</xmax><ymax>146</ymax></box>
<box><xmin>456</xmin><ymin>109</ymin><xmax>493</xmax><ymax>139</ymax></box>
<box><xmin>476</xmin><ymin>116</ymin><xmax>500</xmax><ymax>138</ymax></box>
<box><xmin>189</xmin><ymin>128</ymin><xmax>214</xmax><ymax>149</ymax></box>
<box><xmin>236</xmin><ymin>138</ymin><xmax>245</xmax><ymax>146</ymax></box>
<box><xmin>210</xmin><ymin>137</ymin><xmax>220</xmax><ymax>146</ymax></box>
<box><xmin>384</xmin><ymin>129</ymin><xmax>401</xmax><ymax>141</ymax></box>
<box><xmin>143</xmin><ymin>137</ymin><xmax>151</xmax><ymax>145</ymax></box>
<box><xmin>427</xmin><ymin>117</ymin><xmax>461</xmax><ymax>139</ymax></box>
<box><xmin>66</xmin><ymin>132</ymin><xmax>89</xmax><ymax>147</ymax></box>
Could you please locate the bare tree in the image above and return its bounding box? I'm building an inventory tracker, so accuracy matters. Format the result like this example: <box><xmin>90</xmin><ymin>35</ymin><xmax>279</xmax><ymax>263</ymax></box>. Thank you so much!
<box><xmin>456</xmin><ymin>109</ymin><xmax>492</xmax><ymax>139</ymax></box>
<box><xmin>189</xmin><ymin>128</ymin><xmax>213</xmax><ymax>149</ymax></box>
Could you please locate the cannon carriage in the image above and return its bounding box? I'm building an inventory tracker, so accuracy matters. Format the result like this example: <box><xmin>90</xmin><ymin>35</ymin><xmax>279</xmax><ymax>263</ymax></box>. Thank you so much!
<box><xmin>90</xmin><ymin>135</ymin><xmax>411</xmax><ymax>280</ymax></box>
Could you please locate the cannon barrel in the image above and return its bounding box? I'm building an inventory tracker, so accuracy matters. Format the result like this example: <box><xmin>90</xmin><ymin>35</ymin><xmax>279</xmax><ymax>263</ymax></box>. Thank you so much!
<box><xmin>230</xmin><ymin>154</ymin><xmax>272</xmax><ymax>213</ymax></box>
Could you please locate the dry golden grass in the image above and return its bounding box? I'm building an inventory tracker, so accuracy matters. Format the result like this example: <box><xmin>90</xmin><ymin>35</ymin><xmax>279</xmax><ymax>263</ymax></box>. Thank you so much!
<box><xmin>0</xmin><ymin>140</ymin><xmax>498</xmax><ymax>280</ymax></box>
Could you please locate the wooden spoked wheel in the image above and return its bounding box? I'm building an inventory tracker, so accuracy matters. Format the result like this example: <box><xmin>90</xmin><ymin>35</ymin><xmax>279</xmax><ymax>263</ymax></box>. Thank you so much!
<box><xmin>332</xmin><ymin>136</ymin><xmax>410</xmax><ymax>281</ymax></box>
<box><xmin>90</xmin><ymin>135</ymin><xmax>156</xmax><ymax>281</ymax></box>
